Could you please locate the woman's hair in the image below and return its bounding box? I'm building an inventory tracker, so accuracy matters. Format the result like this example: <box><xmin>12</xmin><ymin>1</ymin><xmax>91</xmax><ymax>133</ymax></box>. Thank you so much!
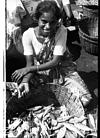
<box><xmin>34</xmin><ymin>1</ymin><xmax>61</xmax><ymax>21</ymax></box>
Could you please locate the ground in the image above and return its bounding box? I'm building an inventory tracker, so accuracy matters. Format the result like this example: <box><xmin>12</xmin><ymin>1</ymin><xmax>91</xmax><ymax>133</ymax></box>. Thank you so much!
<box><xmin>73</xmin><ymin>41</ymin><xmax>98</xmax><ymax>112</ymax></box>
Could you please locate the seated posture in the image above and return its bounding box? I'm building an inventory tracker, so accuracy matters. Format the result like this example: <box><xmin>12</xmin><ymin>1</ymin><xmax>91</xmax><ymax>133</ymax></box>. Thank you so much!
<box><xmin>7</xmin><ymin>1</ymin><xmax>92</xmax><ymax>120</ymax></box>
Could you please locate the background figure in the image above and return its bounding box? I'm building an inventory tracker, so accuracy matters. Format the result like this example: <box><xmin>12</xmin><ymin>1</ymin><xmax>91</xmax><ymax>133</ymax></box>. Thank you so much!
<box><xmin>21</xmin><ymin>0</ymin><xmax>76</xmax><ymax>27</ymax></box>
<box><xmin>60</xmin><ymin>0</ymin><xmax>77</xmax><ymax>26</ymax></box>
<box><xmin>6</xmin><ymin>5</ymin><xmax>26</xmax><ymax>82</ymax></box>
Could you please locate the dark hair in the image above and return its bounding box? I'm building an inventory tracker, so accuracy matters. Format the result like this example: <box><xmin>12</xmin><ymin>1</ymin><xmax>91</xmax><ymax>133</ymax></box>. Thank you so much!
<box><xmin>34</xmin><ymin>1</ymin><xmax>61</xmax><ymax>21</ymax></box>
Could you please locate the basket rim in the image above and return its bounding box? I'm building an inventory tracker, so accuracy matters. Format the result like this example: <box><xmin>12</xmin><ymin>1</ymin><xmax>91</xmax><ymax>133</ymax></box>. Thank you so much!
<box><xmin>78</xmin><ymin>27</ymin><xmax>98</xmax><ymax>41</ymax></box>
<box><xmin>83</xmin><ymin>5</ymin><xmax>98</xmax><ymax>12</ymax></box>
<box><xmin>79</xmin><ymin>36</ymin><xmax>98</xmax><ymax>55</ymax></box>
<box><xmin>79</xmin><ymin>32</ymin><xmax>98</xmax><ymax>45</ymax></box>
<box><xmin>78</xmin><ymin>17</ymin><xmax>98</xmax><ymax>40</ymax></box>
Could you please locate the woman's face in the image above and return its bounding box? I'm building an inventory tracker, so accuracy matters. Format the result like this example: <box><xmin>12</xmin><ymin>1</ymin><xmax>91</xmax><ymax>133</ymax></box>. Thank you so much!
<box><xmin>38</xmin><ymin>11</ymin><xmax>58</xmax><ymax>37</ymax></box>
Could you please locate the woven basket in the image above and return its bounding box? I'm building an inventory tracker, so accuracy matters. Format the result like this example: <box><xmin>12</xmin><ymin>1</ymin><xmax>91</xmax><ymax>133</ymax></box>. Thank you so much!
<box><xmin>78</xmin><ymin>17</ymin><xmax>98</xmax><ymax>55</ymax></box>
<box><xmin>82</xmin><ymin>5</ymin><xmax>98</xmax><ymax>18</ymax></box>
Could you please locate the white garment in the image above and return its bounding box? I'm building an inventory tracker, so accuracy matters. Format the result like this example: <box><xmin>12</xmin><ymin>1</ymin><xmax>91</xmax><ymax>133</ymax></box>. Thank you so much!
<box><xmin>22</xmin><ymin>25</ymin><xmax>67</xmax><ymax>56</ymax></box>
<box><xmin>62</xmin><ymin>0</ymin><xmax>70</xmax><ymax>5</ymax></box>
<box><xmin>7</xmin><ymin>0</ymin><xmax>26</xmax><ymax>25</ymax></box>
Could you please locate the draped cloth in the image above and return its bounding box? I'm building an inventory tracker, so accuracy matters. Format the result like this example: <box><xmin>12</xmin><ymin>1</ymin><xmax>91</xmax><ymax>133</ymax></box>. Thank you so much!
<box><xmin>29</xmin><ymin>36</ymin><xmax>92</xmax><ymax>107</ymax></box>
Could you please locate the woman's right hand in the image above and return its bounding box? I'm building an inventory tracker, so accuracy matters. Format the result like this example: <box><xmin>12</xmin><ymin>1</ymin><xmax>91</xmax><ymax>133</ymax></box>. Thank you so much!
<box><xmin>18</xmin><ymin>82</ymin><xmax>29</xmax><ymax>97</ymax></box>
<box><xmin>11</xmin><ymin>67</ymin><xmax>30</xmax><ymax>83</ymax></box>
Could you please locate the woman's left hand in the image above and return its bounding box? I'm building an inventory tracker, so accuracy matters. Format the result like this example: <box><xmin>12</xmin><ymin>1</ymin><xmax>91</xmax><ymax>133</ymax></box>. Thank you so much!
<box><xmin>11</xmin><ymin>68</ymin><xmax>30</xmax><ymax>83</ymax></box>
<box><xmin>18</xmin><ymin>82</ymin><xmax>30</xmax><ymax>97</ymax></box>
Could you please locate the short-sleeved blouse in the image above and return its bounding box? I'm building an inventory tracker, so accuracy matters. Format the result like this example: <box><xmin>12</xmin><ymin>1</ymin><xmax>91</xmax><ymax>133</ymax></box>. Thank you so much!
<box><xmin>22</xmin><ymin>25</ymin><xmax>67</xmax><ymax>56</ymax></box>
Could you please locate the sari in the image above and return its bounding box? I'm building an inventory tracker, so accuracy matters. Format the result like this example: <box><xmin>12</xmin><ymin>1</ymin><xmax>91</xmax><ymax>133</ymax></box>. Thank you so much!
<box><xmin>28</xmin><ymin>34</ymin><xmax>92</xmax><ymax>107</ymax></box>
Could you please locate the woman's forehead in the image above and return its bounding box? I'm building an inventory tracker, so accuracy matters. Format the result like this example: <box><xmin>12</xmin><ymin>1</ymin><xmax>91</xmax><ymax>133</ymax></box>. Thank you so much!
<box><xmin>40</xmin><ymin>12</ymin><xmax>56</xmax><ymax>21</ymax></box>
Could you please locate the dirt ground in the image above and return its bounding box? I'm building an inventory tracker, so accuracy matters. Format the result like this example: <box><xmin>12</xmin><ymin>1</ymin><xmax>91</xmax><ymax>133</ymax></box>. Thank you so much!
<box><xmin>72</xmin><ymin>42</ymin><xmax>98</xmax><ymax>112</ymax></box>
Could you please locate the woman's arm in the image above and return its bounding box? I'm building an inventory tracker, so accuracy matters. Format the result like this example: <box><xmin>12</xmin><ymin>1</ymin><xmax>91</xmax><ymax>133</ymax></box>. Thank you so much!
<box><xmin>11</xmin><ymin>29</ymin><xmax>34</xmax><ymax>83</ymax></box>
<box><xmin>12</xmin><ymin>54</ymin><xmax>62</xmax><ymax>83</ymax></box>
<box><xmin>11</xmin><ymin>55</ymin><xmax>34</xmax><ymax>83</ymax></box>
<box><xmin>21</xmin><ymin>55</ymin><xmax>34</xmax><ymax>83</ymax></box>
<box><xmin>29</xmin><ymin>55</ymin><xmax>62</xmax><ymax>72</ymax></box>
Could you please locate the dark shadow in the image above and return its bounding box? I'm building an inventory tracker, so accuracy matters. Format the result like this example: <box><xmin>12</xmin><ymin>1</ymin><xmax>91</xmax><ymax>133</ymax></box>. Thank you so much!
<box><xmin>6</xmin><ymin>44</ymin><xmax>26</xmax><ymax>82</ymax></box>
<box><xmin>68</xmin><ymin>43</ymin><xmax>82</xmax><ymax>61</ymax></box>
<box><xmin>78</xmin><ymin>71</ymin><xmax>98</xmax><ymax>93</ymax></box>
<box><xmin>78</xmin><ymin>71</ymin><xmax>98</xmax><ymax>112</ymax></box>
<box><xmin>70</xmin><ymin>0</ymin><xmax>76</xmax><ymax>4</ymax></box>
<box><xmin>67</xmin><ymin>28</ymin><xmax>80</xmax><ymax>43</ymax></box>
<box><xmin>66</xmin><ymin>28</ymin><xmax>82</xmax><ymax>61</ymax></box>
<box><xmin>6</xmin><ymin>85</ymin><xmax>60</xmax><ymax>120</ymax></box>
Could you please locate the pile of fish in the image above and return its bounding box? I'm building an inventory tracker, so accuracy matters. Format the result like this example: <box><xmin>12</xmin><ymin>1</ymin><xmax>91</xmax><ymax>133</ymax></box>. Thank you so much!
<box><xmin>6</xmin><ymin>104</ymin><xmax>97</xmax><ymax>138</ymax></box>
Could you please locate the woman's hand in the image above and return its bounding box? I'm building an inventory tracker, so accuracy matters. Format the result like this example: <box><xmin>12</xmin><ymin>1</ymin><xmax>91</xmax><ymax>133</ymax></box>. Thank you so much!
<box><xmin>18</xmin><ymin>82</ymin><xmax>29</xmax><ymax>97</ymax></box>
<box><xmin>11</xmin><ymin>67</ymin><xmax>30</xmax><ymax>83</ymax></box>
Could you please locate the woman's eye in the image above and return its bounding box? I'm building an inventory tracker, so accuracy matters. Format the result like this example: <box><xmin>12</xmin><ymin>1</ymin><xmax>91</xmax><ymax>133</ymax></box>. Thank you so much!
<box><xmin>41</xmin><ymin>20</ymin><xmax>47</xmax><ymax>24</ymax></box>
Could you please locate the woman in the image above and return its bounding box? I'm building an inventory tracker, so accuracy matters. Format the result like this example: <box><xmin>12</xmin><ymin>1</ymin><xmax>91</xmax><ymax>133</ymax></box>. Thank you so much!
<box><xmin>7</xmin><ymin>1</ymin><xmax>91</xmax><ymax>119</ymax></box>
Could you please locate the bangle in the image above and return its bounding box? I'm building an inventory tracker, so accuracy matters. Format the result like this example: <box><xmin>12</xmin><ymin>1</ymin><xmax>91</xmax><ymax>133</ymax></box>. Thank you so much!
<box><xmin>36</xmin><ymin>65</ymin><xmax>39</xmax><ymax>71</ymax></box>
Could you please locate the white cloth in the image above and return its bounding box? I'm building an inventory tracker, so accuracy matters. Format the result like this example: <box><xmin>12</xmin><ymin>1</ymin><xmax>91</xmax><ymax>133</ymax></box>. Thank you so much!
<box><xmin>7</xmin><ymin>0</ymin><xmax>26</xmax><ymax>25</ymax></box>
<box><xmin>22</xmin><ymin>25</ymin><xmax>67</xmax><ymax>56</ymax></box>
<box><xmin>62</xmin><ymin>0</ymin><xmax>70</xmax><ymax>5</ymax></box>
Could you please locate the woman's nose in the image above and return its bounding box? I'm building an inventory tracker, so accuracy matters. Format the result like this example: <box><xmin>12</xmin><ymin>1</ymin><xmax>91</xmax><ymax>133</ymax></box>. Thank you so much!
<box><xmin>45</xmin><ymin>23</ymin><xmax>50</xmax><ymax>29</ymax></box>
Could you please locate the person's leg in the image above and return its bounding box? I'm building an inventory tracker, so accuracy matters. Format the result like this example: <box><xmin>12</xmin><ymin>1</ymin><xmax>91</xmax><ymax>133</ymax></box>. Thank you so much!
<box><xmin>64</xmin><ymin>71</ymin><xmax>92</xmax><ymax>107</ymax></box>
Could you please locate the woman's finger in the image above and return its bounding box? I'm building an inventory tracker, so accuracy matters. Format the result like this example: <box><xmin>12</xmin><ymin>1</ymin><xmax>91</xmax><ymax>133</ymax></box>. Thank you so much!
<box><xmin>12</xmin><ymin>70</ymin><xmax>19</xmax><ymax>76</ymax></box>
<box><xmin>11</xmin><ymin>73</ymin><xmax>21</xmax><ymax>82</ymax></box>
<box><xmin>16</xmin><ymin>77</ymin><xmax>22</xmax><ymax>84</ymax></box>
<box><xmin>15</xmin><ymin>74</ymin><xmax>23</xmax><ymax>82</ymax></box>
<box><xmin>12</xmin><ymin>70</ymin><xmax>23</xmax><ymax>82</ymax></box>
<box><xmin>11</xmin><ymin>71</ymin><xmax>19</xmax><ymax>81</ymax></box>
<box><xmin>22</xmin><ymin>90</ymin><xmax>26</xmax><ymax>97</ymax></box>
<box><xmin>12</xmin><ymin>70</ymin><xmax>25</xmax><ymax>80</ymax></box>
<box><xmin>11</xmin><ymin>73</ymin><xmax>18</xmax><ymax>82</ymax></box>
<box><xmin>22</xmin><ymin>90</ymin><xmax>28</xmax><ymax>97</ymax></box>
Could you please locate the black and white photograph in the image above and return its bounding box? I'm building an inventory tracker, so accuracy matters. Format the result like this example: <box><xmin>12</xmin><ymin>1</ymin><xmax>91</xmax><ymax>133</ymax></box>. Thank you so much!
<box><xmin>5</xmin><ymin>0</ymin><xmax>98</xmax><ymax>137</ymax></box>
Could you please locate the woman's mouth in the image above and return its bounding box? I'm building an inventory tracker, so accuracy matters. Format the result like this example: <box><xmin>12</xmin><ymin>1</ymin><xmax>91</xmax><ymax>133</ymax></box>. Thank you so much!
<box><xmin>43</xmin><ymin>29</ymin><xmax>50</xmax><ymax>33</ymax></box>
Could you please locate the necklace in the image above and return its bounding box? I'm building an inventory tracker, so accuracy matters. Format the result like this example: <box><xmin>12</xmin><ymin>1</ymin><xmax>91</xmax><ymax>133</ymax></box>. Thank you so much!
<box><xmin>34</xmin><ymin>27</ymin><xmax>49</xmax><ymax>44</ymax></box>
